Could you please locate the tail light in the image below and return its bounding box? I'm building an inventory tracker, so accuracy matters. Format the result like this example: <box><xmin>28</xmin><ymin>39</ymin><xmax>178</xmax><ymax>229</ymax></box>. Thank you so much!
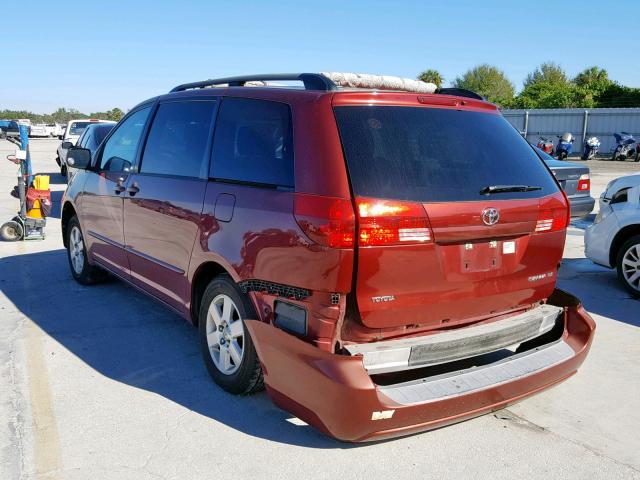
<box><xmin>356</xmin><ymin>197</ymin><xmax>433</xmax><ymax>246</ymax></box>
<box><xmin>577</xmin><ymin>174</ymin><xmax>590</xmax><ymax>192</ymax></box>
<box><xmin>535</xmin><ymin>207</ymin><xmax>568</xmax><ymax>232</ymax></box>
<box><xmin>294</xmin><ymin>194</ymin><xmax>355</xmax><ymax>248</ymax></box>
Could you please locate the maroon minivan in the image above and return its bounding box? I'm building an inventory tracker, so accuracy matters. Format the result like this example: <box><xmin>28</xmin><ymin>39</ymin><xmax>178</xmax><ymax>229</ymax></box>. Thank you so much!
<box><xmin>61</xmin><ymin>73</ymin><xmax>595</xmax><ymax>441</ymax></box>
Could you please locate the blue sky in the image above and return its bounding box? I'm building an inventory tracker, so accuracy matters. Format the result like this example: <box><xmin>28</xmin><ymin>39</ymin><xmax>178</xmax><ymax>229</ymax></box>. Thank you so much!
<box><xmin>3</xmin><ymin>0</ymin><xmax>639</xmax><ymax>113</ymax></box>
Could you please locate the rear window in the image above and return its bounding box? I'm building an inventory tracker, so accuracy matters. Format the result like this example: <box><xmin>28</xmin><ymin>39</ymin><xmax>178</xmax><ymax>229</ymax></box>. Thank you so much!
<box><xmin>334</xmin><ymin>107</ymin><xmax>559</xmax><ymax>203</ymax></box>
<box><xmin>69</xmin><ymin>121</ymin><xmax>92</xmax><ymax>135</ymax></box>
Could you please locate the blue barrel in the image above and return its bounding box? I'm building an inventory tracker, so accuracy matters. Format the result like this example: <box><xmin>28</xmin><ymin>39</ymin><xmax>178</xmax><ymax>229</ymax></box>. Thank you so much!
<box><xmin>18</xmin><ymin>124</ymin><xmax>32</xmax><ymax>183</ymax></box>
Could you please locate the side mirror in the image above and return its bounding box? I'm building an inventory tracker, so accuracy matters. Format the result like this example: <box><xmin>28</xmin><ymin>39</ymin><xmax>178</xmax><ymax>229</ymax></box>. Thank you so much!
<box><xmin>61</xmin><ymin>141</ymin><xmax>74</xmax><ymax>149</ymax></box>
<box><xmin>67</xmin><ymin>148</ymin><xmax>91</xmax><ymax>170</ymax></box>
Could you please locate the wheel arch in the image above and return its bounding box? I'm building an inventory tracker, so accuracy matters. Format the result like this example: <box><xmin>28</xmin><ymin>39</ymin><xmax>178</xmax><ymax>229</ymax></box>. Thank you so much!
<box><xmin>610</xmin><ymin>224</ymin><xmax>640</xmax><ymax>267</ymax></box>
<box><xmin>190</xmin><ymin>261</ymin><xmax>237</xmax><ymax>326</ymax></box>
<box><xmin>61</xmin><ymin>201</ymin><xmax>77</xmax><ymax>248</ymax></box>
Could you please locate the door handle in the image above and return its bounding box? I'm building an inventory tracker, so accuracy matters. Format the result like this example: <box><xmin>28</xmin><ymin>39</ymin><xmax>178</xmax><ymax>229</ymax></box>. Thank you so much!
<box><xmin>127</xmin><ymin>182</ymin><xmax>140</xmax><ymax>196</ymax></box>
<box><xmin>114</xmin><ymin>178</ymin><xmax>126</xmax><ymax>194</ymax></box>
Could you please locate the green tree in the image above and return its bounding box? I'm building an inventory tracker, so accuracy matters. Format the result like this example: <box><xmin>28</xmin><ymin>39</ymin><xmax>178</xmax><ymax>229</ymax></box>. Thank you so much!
<box><xmin>596</xmin><ymin>84</ymin><xmax>640</xmax><ymax>108</ymax></box>
<box><xmin>417</xmin><ymin>69</ymin><xmax>444</xmax><ymax>88</ymax></box>
<box><xmin>524</xmin><ymin>62</ymin><xmax>568</xmax><ymax>88</ymax></box>
<box><xmin>107</xmin><ymin>108</ymin><xmax>124</xmax><ymax>121</ymax></box>
<box><xmin>452</xmin><ymin>64</ymin><xmax>515</xmax><ymax>105</ymax></box>
<box><xmin>509</xmin><ymin>82</ymin><xmax>592</xmax><ymax>109</ymax></box>
<box><xmin>574</xmin><ymin>66</ymin><xmax>611</xmax><ymax>94</ymax></box>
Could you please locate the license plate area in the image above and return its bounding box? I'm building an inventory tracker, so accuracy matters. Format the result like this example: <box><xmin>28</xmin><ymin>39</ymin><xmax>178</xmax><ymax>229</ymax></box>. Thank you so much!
<box><xmin>461</xmin><ymin>240</ymin><xmax>506</xmax><ymax>272</ymax></box>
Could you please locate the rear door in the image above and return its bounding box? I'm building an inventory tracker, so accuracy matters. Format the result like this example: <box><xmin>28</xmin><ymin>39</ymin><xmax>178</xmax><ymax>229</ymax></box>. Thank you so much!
<box><xmin>122</xmin><ymin>99</ymin><xmax>217</xmax><ymax>311</ymax></box>
<box><xmin>82</xmin><ymin>107</ymin><xmax>152</xmax><ymax>279</ymax></box>
<box><xmin>334</xmin><ymin>103</ymin><xmax>567</xmax><ymax>330</ymax></box>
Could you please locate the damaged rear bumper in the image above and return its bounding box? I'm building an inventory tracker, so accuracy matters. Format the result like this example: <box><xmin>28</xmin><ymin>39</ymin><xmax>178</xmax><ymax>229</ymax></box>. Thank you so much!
<box><xmin>245</xmin><ymin>289</ymin><xmax>595</xmax><ymax>442</ymax></box>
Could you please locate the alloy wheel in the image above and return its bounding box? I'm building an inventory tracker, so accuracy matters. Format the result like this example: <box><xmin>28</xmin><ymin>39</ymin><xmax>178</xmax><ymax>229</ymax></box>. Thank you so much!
<box><xmin>205</xmin><ymin>294</ymin><xmax>245</xmax><ymax>375</ymax></box>
<box><xmin>69</xmin><ymin>226</ymin><xmax>85</xmax><ymax>274</ymax></box>
<box><xmin>621</xmin><ymin>244</ymin><xmax>640</xmax><ymax>292</ymax></box>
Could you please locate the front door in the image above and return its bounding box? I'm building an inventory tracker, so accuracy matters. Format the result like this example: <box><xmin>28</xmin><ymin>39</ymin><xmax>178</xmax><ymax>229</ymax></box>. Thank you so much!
<box><xmin>123</xmin><ymin>99</ymin><xmax>216</xmax><ymax>312</ymax></box>
<box><xmin>82</xmin><ymin>107</ymin><xmax>152</xmax><ymax>279</ymax></box>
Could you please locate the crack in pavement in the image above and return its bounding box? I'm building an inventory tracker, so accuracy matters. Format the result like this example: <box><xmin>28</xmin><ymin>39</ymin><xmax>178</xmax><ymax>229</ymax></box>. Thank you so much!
<box><xmin>498</xmin><ymin>408</ymin><xmax>640</xmax><ymax>474</ymax></box>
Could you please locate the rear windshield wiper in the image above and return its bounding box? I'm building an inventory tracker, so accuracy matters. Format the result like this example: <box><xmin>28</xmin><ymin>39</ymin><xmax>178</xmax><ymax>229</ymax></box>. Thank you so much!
<box><xmin>479</xmin><ymin>185</ymin><xmax>542</xmax><ymax>195</ymax></box>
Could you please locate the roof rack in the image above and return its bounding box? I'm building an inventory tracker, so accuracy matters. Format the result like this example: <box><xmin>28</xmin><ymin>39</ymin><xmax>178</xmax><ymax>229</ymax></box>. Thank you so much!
<box><xmin>169</xmin><ymin>73</ymin><xmax>484</xmax><ymax>100</ymax></box>
<box><xmin>170</xmin><ymin>73</ymin><xmax>337</xmax><ymax>93</ymax></box>
<box><xmin>436</xmin><ymin>87</ymin><xmax>484</xmax><ymax>101</ymax></box>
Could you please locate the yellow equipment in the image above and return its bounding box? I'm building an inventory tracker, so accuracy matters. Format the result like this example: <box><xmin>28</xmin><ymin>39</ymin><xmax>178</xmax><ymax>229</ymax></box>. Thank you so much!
<box><xmin>26</xmin><ymin>175</ymin><xmax>51</xmax><ymax>219</ymax></box>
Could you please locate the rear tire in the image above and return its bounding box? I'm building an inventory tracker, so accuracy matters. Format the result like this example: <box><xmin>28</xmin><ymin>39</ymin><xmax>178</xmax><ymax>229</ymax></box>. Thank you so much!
<box><xmin>0</xmin><ymin>221</ymin><xmax>23</xmax><ymax>241</ymax></box>
<box><xmin>616</xmin><ymin>235</ymin><xmax>640</xmax><ymax>298</ymax></box>
<box><xmin>198</xmin><ymin>275</ymin><xmax>263</xmax><ymax>395</ymax></box>
<box><xmin>66</xmin><ymin>216</ymin><xmax>106</xmax><ymax>285</ymax></box>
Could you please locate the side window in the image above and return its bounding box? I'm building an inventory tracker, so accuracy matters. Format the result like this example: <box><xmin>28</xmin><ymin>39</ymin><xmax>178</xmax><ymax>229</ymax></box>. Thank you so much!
<box><xmin>99</xmin><ymin>107</ymin><xmax>151</xmax><ymax>172</ymax></box>
<box><xmin>140</xmin><ymin>101</ymin><xmax>215</xmax><ymax>178</ymax></box>
<box><xmin>76</xmin><ymin>129</ymin><xmax>89</xmax><ymax>147</ymax></box>
<box><xmin>211</xmin><ymin>98</ymin><xmax>293</xmax><ymax>188</ymax></box>
<box><xmin>81</xmin><ymin>131</ymin><xmax>92</xmax><ymax>149</ymax></box>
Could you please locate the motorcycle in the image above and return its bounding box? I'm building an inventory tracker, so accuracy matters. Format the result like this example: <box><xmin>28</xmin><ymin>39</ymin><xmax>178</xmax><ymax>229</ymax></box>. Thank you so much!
<box><xmin>582</xmin><ymin>136</ymin><xmax>600</xmax><ymax>160</ymax></box>
<box><xmin>536</xmin><ymin>136</ymin><xmax>555</xmax><ymax>155</ymax></box>
<box><xmin>536</xmin><ymin>137</ymin><xmax>553</xmax><ymax>155</ymax></box>
<box><xmin>611</xmin><ymin>132</ymin><xmax>639</xmax><ymax>162</ymax></box>
<box><xmin>555</xmin><ymin>132</ymin><xmax>574</xmax><ymax>160</ymax></box>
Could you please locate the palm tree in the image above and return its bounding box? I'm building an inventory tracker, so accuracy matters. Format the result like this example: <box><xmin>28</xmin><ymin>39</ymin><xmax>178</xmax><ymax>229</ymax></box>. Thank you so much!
<box><xmin>417</xmin><ymin>69</ymin><xmax>444</xmax><ymax>88</ymax></box>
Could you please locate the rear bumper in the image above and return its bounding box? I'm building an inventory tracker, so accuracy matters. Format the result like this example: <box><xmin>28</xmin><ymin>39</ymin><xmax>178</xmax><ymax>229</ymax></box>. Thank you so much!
<box><xmin>246</xmin><ymin>289</ymin><xmax>595</xmax><ymax>442</ymax></box>
<box><xmin>569</xmin><ymin>195</ymin><xmax>595</xmax><ymax>218</ymax></box>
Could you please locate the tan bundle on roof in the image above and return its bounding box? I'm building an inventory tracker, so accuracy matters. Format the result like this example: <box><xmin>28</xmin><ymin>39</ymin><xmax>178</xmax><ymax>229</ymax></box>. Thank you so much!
<box><xmin>321</xmin><ymin>72</ymin><xmax>437</xmax><ymax>94</ymax></box>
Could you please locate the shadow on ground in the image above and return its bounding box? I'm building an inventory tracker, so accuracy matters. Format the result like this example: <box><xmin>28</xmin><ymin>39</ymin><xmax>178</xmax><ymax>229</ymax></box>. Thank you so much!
<box><xmin>569</xmin><ymin>214</ymin><xmax>596</xmax><ymax>231</ymax></box>
<box><xmin>0</xmin><ymin>249</ymin><xmax>354</xmax><ymax>449</ymax></box>
<box><xmin>558</xmin><ymin>258</ymin><xmax>638</xmax><ymax>327</ymax></box>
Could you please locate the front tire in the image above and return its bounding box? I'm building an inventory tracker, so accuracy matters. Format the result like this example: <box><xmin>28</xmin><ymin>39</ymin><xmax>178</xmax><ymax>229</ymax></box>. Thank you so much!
<box><xmin>66</xmin><ymin>216</ymin><xmax>106</xmax><ymax>285</ymax></box>
<box><xmin>616</xmin><ymin>235</ymin><xmax>640</xmax><ymax>298</ymax></box>
<box><xmin>198</xmin><ymin>275</ymin><xmax>263</xmax><ymax>395</ymax></box>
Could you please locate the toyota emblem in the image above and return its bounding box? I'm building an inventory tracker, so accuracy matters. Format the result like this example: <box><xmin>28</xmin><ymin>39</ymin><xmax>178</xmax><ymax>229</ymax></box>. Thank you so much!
<box><xmin>482</xmin><ymin>208</ymin><xmax>500</xmax><ymax>226</ymax></box>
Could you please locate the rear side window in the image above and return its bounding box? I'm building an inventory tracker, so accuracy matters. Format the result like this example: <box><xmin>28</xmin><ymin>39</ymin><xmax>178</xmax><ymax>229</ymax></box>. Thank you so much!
<box><xmin>94</xmin><ymin>125</ymin><xmax>114</xmax><ymax>147</ymax></box>
<box><xmin>211</xmin><ymin>98</ymin><xmax>294</xmax><ymax>188</ymax></box>
<box><xmin>334</xmin><ymin>107</ymin><xmax>559</xmax><ymax>202</ymax></box>
<box><xmin>141</xmin><ymin>101</ymin><xmax>216</xmax><ymax>178</ymax></box>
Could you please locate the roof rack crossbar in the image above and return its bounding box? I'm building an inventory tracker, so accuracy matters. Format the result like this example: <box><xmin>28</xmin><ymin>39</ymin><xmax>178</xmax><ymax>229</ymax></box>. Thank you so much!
<box><xmin>436</xmin><ymin>87</ymin><xmax>484</xmax><ymax>101</ymax></box>
<box><xmin>170</xmin><ymin>73</ymin><xmax>338</xmax><ymax>93</ymax></box>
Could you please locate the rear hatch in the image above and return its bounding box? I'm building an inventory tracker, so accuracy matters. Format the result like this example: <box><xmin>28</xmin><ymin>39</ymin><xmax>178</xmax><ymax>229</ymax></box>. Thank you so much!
<box><xmin>333</xmin><ymin>96</ymin><xmax>568</xmax><ymax>330</ymax></box>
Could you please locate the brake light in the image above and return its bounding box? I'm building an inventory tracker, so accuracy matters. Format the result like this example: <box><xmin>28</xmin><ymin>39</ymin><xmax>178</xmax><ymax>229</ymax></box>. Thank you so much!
<box><xmin>356</xmin><ymin>197</ymin><xmax>432</xmax><ymax>246</ymax></box>
<box><xmin>577</xmin><ymin>174</ymin><xmax>590</xmax><ymax>191</ymax></box>
<box><xmin>535</xmin><ymin>208</ymin><xmax>568</xmax><ymax>232</ymax></box>
<box><xmin>294</xmin><ymin>194</ymin><xmax>355</xmax><ymax>248</ymax></box>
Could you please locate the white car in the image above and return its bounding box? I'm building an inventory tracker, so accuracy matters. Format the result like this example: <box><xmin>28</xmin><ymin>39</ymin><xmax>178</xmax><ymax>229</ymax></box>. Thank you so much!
<box><xmin>56</xmin><ymin>119</ymin><xmax>115</xmax><ymax>175</ymax></box>
<box><xmin>585</xmin><ymin>174</ymin><xmax>640</xmax><ymax>296</ymax></box>
<box><xmin>29</xmin><ymin>124</ymin><xmax>51</xmax><ymax>138</ymax></box>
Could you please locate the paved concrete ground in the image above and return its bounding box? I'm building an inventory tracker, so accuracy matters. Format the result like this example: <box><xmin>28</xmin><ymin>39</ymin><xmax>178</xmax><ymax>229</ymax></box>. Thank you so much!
<box><xmin>1</xmin><ymin>139</ymin><xmax>639</xmax><ymax>480</ymax></box>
